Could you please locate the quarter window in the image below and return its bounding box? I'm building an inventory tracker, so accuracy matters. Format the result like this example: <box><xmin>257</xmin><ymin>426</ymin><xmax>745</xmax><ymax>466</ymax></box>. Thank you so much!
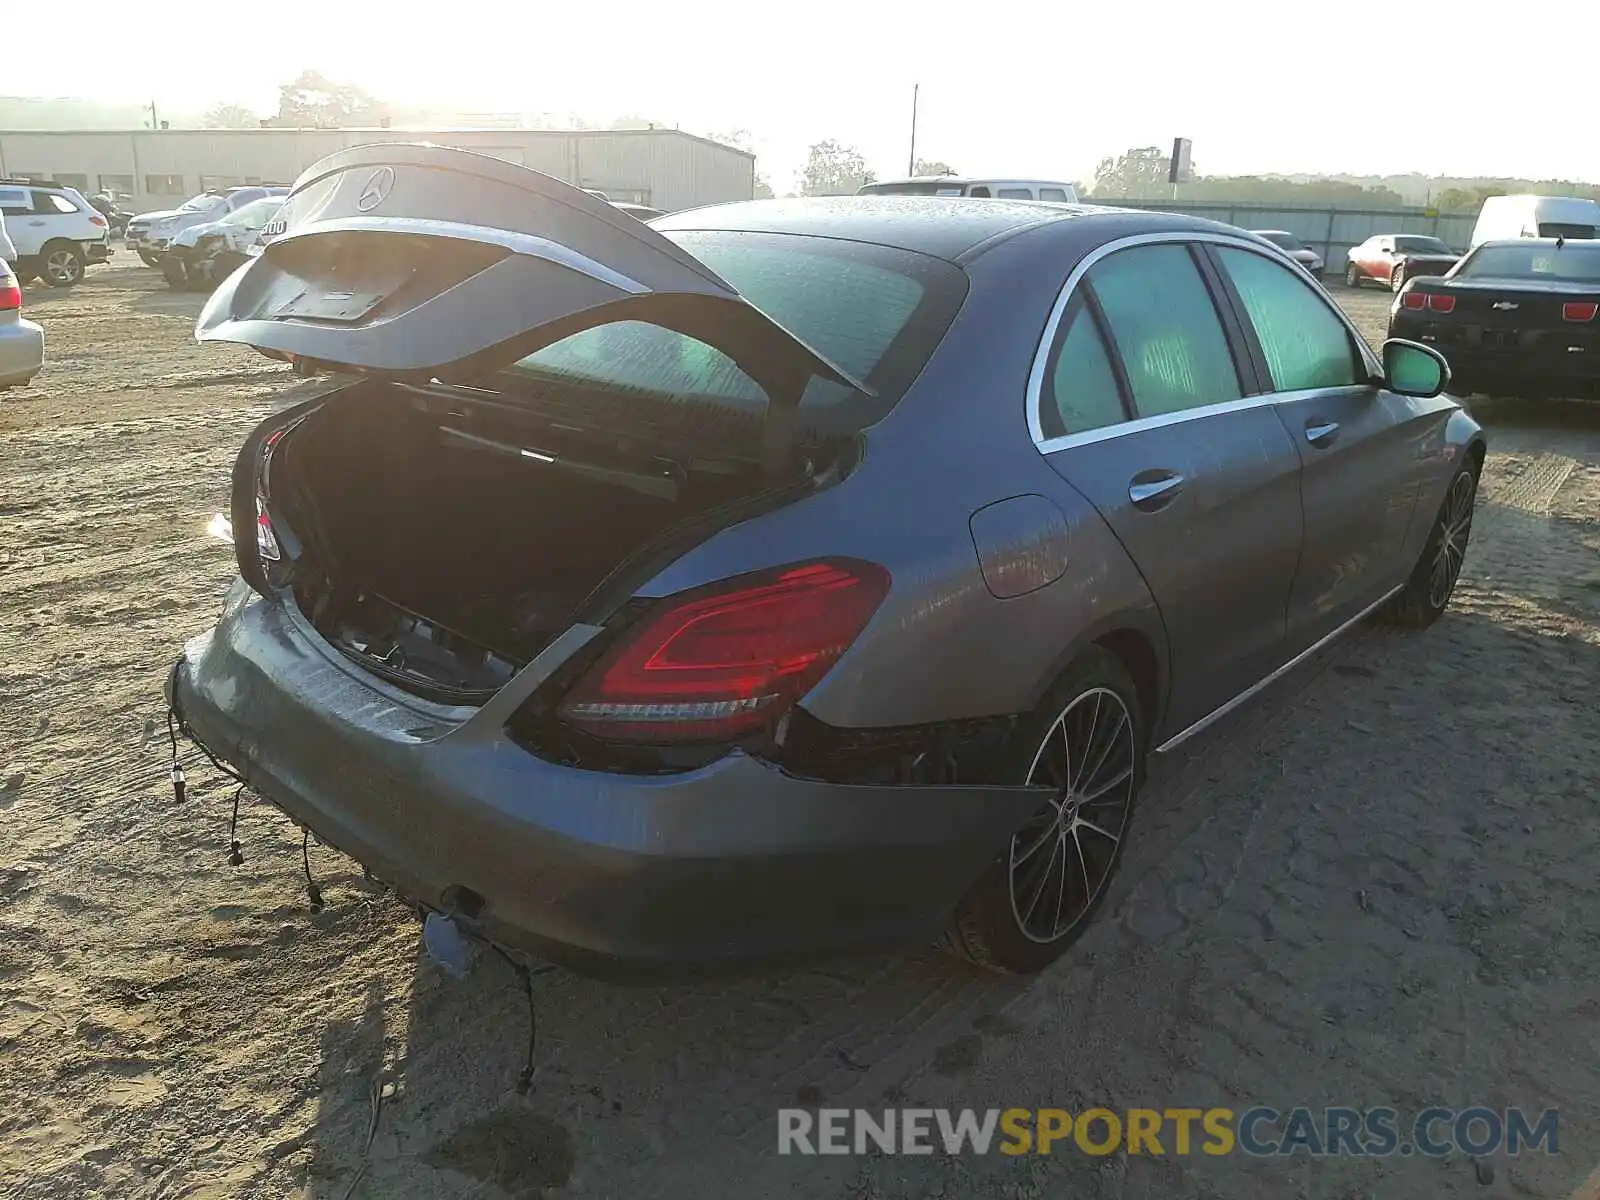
<box><xmin>1087</xmin><ymin>244</ymin><xmax>1242</xmax><ymax>417</ymax></box>
<box><xmin>48</xmin><ymin>193</ymin><xmax>80</xmax><ymax>214</ymax></box>
<box><xmin>1041</xmin><ymin>303</ymin><xmax>1127</xmax><ymax>439</ymax></box>
<box><xmin>1213</xmin><ymin>247</ymin><xmax>1361</xmax><ymax>391</ymax></box>
<box><xmin>1039</xmin><ymin>188</ymin><xmax>1069</xmax><ymax>202</ymax></box>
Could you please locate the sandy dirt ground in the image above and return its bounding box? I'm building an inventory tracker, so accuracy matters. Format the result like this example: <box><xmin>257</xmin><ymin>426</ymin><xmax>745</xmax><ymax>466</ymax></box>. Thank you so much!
<box><xmin>2</xmin><ymin>260</ymin><xmax>1599</xmax><ymax>1200</ymax></box>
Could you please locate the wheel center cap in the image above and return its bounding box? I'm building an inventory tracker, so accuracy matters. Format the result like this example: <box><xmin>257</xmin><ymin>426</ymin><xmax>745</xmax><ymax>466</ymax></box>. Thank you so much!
<box><xmin>1058</xmin><ymin>792</ymin><xmax>1080</xmax><ymax>825</ymax></box>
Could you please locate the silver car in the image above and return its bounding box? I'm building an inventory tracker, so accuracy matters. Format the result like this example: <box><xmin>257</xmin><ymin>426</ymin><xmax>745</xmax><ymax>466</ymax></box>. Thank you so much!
<box><xmin>0</xmin><ymin>256</ymin><xmax>43</xmax><ymax>389</ymax></box>
<box><xmin>1251</xmin><ymin>229</ymin><xmax>1326</xmax><ymax>279</ymax></box>
<box><xmin>168</xmin><ymin>145</ymin><xmax>1485</xmax><ymax>977</ymax></box>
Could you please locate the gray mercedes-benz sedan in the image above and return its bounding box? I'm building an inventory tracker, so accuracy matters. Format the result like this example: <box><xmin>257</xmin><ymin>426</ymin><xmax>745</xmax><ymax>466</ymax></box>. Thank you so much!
<box><xmin>168</xmin><ymin>144</ymin><xmax>1484</xmax><ymax>976</ymax></box>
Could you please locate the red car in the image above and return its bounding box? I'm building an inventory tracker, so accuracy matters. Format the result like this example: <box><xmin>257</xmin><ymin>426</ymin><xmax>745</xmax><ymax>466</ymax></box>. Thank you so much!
<box><xmin>1346</xmin><ymin>234</ymin><xmax>1460</xmax><ymax>292</ymax></box>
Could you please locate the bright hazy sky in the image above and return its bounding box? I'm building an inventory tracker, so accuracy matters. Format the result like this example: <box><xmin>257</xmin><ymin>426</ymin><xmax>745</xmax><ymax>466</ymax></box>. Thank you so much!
<box><xmin>25</xmin><ymin>0</ymin><xmax>1600</xmax><ymax>191</ymax></box>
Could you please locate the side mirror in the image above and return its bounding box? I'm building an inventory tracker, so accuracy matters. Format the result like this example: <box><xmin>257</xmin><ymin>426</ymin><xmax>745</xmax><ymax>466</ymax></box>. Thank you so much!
<box><xmin>1382</xmin><ymin>339</ymin><xmax>1450</xmax><ymax>398</ymax></box>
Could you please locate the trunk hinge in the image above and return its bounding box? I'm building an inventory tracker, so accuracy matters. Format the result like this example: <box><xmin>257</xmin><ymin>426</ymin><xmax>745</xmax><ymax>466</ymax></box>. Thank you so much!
<box><xmin>758</xmin><ymin>367</ymin><xmax>808</xmax><ymax>480</ymax></box>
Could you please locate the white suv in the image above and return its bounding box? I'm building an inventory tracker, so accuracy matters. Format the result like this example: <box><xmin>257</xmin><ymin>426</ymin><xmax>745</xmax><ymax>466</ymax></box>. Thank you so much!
<box><xmin>0</xmin><ymin>179</ymin><xmax>114</xmax><ymax>287</ymax></box>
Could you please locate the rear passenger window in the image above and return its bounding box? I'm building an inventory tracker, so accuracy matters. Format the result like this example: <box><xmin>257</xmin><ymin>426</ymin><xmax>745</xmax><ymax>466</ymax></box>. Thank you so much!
<box><xmin>1213</xmin><ymin>247</ymin><xmax>1361</xmax><ymax>391</ymax></box>
<box><xmin>1087</xmin><ymin>244</ymin><xmax>1242</xmax><ymax>417</ymax></box>
<box><xmin>997</xmin><ymin>187</ymin><xmax>1032</xmax><ymax>199</ymax></box>
<box><xmin>0</xmin><ymin>188</ymin><xmax>30</xmax><ymax>214</ymax></box>
<box><xmin>1041</xmin><ymin>305</ymin><xmax>1127</xmax><ymax>439</ymax></box>
<box><xmin>1039</xmin><ymin>188</ymin><xmax>1069</xmax><ymax>202</ymax></box>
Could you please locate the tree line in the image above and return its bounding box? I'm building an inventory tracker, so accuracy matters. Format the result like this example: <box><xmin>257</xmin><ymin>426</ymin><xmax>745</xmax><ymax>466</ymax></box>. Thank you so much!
<box><xmin>8</xmin><ymin>85</ymin><xmax>1594</xmax><ymax>212</ymax></box>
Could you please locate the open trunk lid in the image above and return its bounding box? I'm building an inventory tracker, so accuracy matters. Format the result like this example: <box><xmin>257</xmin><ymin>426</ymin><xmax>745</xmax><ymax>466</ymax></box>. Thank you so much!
<box><xmin>196</xmin><ymin>143</ymin><xmax>870</xmax><ymax>410</ymax></box>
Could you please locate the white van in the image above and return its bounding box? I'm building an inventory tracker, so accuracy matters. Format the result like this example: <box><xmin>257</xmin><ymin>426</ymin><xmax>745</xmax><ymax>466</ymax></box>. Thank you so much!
<box><xmin>857</xmin><ymin>177</ymin><xmax>1080</xmax><ymax>203</ymax></box>
<box><xmin>1470</xmin><ymin>195</ymin><xmax>1600</xmax><ymax>246</ymax></box>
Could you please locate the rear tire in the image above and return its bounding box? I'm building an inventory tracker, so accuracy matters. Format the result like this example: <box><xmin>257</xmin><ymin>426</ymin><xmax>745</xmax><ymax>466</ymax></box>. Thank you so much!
<box><xmin>137</xmin><ymin>250</ymin><xmax>161</xmax><ymax>268</ymax></box>
<box><xmin>1345</xmin><ymin>261</ymin><xmax>1362</xmax><ymax>288</ymax></box>
<box><xmin>1390</xmin><ymin>263</ymin><xmax>1410</xmax><ymax>293</ymax></box>
<box><xmin>941</xmin><ymin>647</ymin><xmax>1144</xmax><ymax>974</ymax></box>
<box><xmin>161</xmin><ymin>258</ymin><xmax>189</xmax><ymax>289</ymax></box>
<box><xmin>1384</xmin><ymin>459</ymin><xmax>1479</xmax><ymax>629</ymax></box>
<box><xmin>39</xmin><ymin>241</ymin><xmax>85</xmax><ymax>287</ymax></box>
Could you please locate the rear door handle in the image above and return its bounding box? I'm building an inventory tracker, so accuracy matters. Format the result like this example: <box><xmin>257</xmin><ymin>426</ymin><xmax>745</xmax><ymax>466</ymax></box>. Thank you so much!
<box><xmin>1305</xmin><ymin>420</ymin><xmax>1340</xmax><ymax>446</ymax></box>
<box><xmin>1128</xmin><ymin>472</ymin><xmax>1185</xmax><ymax>510</ymax></box>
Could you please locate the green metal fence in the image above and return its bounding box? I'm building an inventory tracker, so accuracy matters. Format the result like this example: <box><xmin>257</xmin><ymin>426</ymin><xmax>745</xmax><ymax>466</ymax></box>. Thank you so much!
<box><xmin>1104</xmin><ymin>198</ymin><xmax>1476</xmax><ymax>270</ymax></box>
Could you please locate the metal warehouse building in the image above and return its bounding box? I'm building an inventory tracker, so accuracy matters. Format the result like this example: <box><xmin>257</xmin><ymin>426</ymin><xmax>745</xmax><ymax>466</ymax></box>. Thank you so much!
<box><xmin>0</xmin><ymin>127</ymin><xmax>754</xmax><ymax>214</ymax></box>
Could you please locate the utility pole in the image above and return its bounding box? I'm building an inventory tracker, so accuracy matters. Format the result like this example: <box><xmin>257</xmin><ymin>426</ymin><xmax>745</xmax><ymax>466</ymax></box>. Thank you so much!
<box><xmin>907</xmin><ymin>83</ymin><xmax>919</xmax><ymax>177</ymax></box>
<box><xmin>148</xmin><ymin>97</ymin><xmax>160</xmax><ymax>130</ymax></box>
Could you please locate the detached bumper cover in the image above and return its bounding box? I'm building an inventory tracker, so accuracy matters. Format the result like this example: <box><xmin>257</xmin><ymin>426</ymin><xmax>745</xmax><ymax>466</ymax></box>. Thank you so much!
<box><xmin>170</xmin><ymin>582</ymin><xmax>1046</xmax><ymax>968</ymax></box>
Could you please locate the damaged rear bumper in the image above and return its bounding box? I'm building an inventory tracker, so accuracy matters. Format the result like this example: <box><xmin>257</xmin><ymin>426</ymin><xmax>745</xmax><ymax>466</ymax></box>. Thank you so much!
<box><xmin>169</xmin><ymin>579</ymin><xmax>1046</xmax><ymax>974</ymax></box>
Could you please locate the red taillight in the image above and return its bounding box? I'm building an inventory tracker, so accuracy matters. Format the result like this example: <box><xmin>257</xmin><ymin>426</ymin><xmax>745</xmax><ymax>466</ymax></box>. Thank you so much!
<box><xmin>1401</xmin><ymin>292</ymin><xmax>1426</xmax><ymax>310</ymax></box>
<box><xmin>1563</xmin><ymin>301</ymin><xmax>1598</xmax><ymax>322</ymax></box>
<box><xmin>1426</xmin><ymin>294</ymin><xmax>1456</xmax><ymax>313</ymax></box>
<box><xmin>89</xmin><ymin>213</ymin><xmax>108</xmax><ymax>228</ymax></box>
<box><xmin>255</xmin><ymin>428</ymin><xmax>288</xmax><ymax>562</ymax></box>
<box><xmin>0</xmin><ymin>281</ymin><xmax>19</xmax><ymax>312</ymax></box>
<box><xmin>559</xmin><ymin>560</ymin><xmax>891</xmax><ymax>742</ymax></box>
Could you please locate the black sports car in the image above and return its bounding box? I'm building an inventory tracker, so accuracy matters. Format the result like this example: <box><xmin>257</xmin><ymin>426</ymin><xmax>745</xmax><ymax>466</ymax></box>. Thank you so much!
<box><xmin>1389</xmin><ymin>238</ymin><xmax>1600</xmax><ymax>398</ymax></box>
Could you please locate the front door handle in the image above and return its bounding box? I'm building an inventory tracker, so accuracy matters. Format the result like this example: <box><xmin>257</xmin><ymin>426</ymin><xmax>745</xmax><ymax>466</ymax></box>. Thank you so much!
<box><xmin>1128</xmin><ymin>472</ymin><xmax>1185</xmax><ymax>510</ymax></box>
<box><xmin>1305</xmin><ymin>420</ymin><xmax>1340</xmax><ymax>446</ymax></box>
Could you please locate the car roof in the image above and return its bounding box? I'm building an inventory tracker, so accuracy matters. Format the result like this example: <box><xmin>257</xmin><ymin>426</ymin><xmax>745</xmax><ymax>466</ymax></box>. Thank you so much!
<box><xmin>1476</xmin><ymin>237</ymin><xmax>1599</xmax><ymax>248</ymax></box>
<box><xmin>0</xmin><ymin>178</ymin><xmax>71</xmax><ymax>191</ymax></box>
<box><xmin>867</xmin><ymin>175</ymin><xmax>1077</xmax><ymax>187</ymax></box>
<box><xmin>654</xmin><ymin>196</ymin><xmax>1164</xmax><ymax>263</ymax></box>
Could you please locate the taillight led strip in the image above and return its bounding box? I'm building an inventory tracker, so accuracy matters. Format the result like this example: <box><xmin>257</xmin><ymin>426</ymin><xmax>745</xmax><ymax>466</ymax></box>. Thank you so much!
<box><xmin>1400</xmin><ymin>292</ymin><xmax>1455</xmax><ymax>313</ymax></box>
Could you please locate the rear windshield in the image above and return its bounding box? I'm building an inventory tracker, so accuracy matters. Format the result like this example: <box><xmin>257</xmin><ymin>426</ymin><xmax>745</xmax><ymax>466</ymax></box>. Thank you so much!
<box><xmin>498</xmin><ymin>230</ymin><xmax>969</xmax><ymax>427</ymax></box>
<box><xmin>1458</xmin><ymin>243</ymin><xmax>1600</xmax><ymax>282</ymax></box>
<box><xmin>1537</xmin><ymin>222</ymin><xmax>1598</xmax><ymax>239</ymax></box>
<box><xmin>856</xmin><ymin>181</ymin><xmax>967</xmax><ymax>197</ymax></box>
<box><xmin>1394</xmin><ymin>236</ymin><xmax>1454</xmax><ymax>255</ymax></box>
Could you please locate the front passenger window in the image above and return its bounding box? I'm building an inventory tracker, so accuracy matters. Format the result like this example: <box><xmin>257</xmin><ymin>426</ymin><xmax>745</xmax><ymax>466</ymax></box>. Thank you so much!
<box><xmin>1087</xmin><ymin>243</ymin><xmax>1242</xmax><ymax>417</ymax></box>
<box><xmin>1213</xmin><ymin>247</ymin><xmax>1361</xmax><ymax>391</ymax></box>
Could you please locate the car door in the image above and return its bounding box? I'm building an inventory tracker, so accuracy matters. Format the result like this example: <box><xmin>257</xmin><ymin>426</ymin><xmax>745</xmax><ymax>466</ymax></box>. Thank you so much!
<box><xmin>1374</xmin><ymin>236</ymin><xmax>1400</xmax><ymax>282</ymax></box>
<box><xmin>0</xmin><ymin>188</ymin><xmax>33</xmax><ymax>257</ymax></box>
<box><xmin>1353</xmin><ymin>236</ymin><xmax>1384</xmax><ymax>281</ymax></box>
<box><xmin>1205</xmin><ymin>242</ymin><xmax>1429</xmax><ymax>648</ymax></box>
<box><xmin>1035</xmin><ymin>239</ymin><xmax>1304</xmax><ymax>738</ymax></box>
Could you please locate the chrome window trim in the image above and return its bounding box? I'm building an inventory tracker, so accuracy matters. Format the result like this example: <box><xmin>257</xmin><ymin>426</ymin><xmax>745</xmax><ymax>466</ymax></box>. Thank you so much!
<box><xmin>1028</xmin><ymin>230</ymin><xmax>1384</xmax><ymax>455</ymax></box>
